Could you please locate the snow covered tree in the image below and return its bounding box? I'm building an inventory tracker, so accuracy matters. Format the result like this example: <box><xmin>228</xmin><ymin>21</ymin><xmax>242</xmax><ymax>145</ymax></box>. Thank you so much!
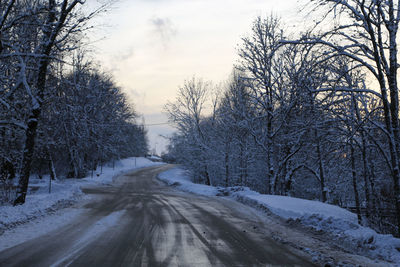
<box><xmin>165</xmin><ymin>5</ymin><xmax>400</xmax><ymax>236</ymax></box>
<box><xmin>37</xmin><ymin>54</ymin><xmax>147</xmax><ymax>179</ymax></box>
<box><xmin>216</xmin><ymin>72</ymin><xmax>253</xmax><ymax>186</ymax></box>
<box><xmin>286</xmin><ymin>0</ymin><xmax>400</xmax><ymax>236</ymax></box>
<box><xmin>165</xmin><ymin>77</ymin><xmax>213</xmax><ymax>185</ymax></box>
<box><xmin>11</xmin><ymin>0</ymin><xmax>101</xmax><ymax>205</ymax></box>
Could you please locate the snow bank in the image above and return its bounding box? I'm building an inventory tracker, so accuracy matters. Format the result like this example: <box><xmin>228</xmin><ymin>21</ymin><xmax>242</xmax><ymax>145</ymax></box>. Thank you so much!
<box><xmin>230</xmin><ymin>187</ymin><xmax>400</xmax><ymax>264</ymax></box>
<box><xmin>0</xmin><ymin>179</ymin><xmax>82</xmax><ymax>230</ymax></box>
<box><xmin>158</xmin><ymin>167</ymin><xmax>400</xmax><ymax>265</ymax></box>
<box><xmin>0</xmin><ymin>157</ymin><xmax>162</xmax><ymax>232</ymax></box>
<box><xmin>230</xmin><ymin>188</ymin><xmax>356</xmax><ymax>221</ymax></box>
<box><xmin>298</xmin><ymin>213</ymin><xmax>400</xmax><ymax>264</ymax></box>
<box><xmin>0</xmin><ymin>208</ymin><xmax>83</xmax><ymax>252</ymax></box>
<box><xmin>158</xmin><ymin>168</ymin><xmax>219</xmax><ymax>196</ymax></box>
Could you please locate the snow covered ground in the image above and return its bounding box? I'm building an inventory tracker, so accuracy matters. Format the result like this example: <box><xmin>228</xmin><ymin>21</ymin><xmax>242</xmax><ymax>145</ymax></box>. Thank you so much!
<box><xmin>158</xmin><ymin>167</ymin><xmax>400</xmax><ymax>265</ymax></box>
<box><xmin>0</xmin><ymin>157</ymin><xmax>162</xmax><ymax>234</ymax></box>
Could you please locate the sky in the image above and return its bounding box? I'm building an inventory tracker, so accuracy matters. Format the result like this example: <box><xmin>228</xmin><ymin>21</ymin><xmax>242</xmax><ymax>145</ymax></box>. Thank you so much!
<box><xmin>88</xmin><ymin>0</ymin><xmax>304</xmax><ymax>154</ymax></box>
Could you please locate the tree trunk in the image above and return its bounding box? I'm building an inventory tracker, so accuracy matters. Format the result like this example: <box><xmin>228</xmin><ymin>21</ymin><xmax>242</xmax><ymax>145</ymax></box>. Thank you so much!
<box><xmin>239</xmin><ymin>141</ymin><xmax>244</xmax><ymax>186</ymax></box>
<box><xmin>269</xmin><ymin>71</ymin><xmax>275</xmax><ymax>191</ymax></box>
<box><xmin>361</xmin><ymin>136</ymin><xmax>370</xmax><ymax>219</ymax></box>
<box><xmin>225</xmin><ymin>143</ymin><xmax>229</xmax><ymax>187</ymax></box>
<box><xmin>13</xmin><ymin>108</ymin><xmax>40</xmax><ymax>205</ymax></box>
<box><xmin>388</xmin><ymin>13</ymin><xmax>400</xmax><ymax>237</ymax></box>
<box><xmin>352</xmin><ymin>93</ymin><xmax>371</xmax><ymax>219</ymax></box>
<box><xmin>267</xmin><ymin>112</ymin><xmax>274</xmax><ymax>194</ymax></box>
<box><xmin>316</xmin><ymin>138</ymin><xmax>327</xmax><ymax>202</ymax></box>
<box><xmin>350</xmin><ymin>144</ymin><xmax>362</xmax><ymax>224</ymax></box>
<box><xmin>379</xmin><ymin>73</ymin><xmax>400</xmax><ymax>236</ymax></box>
<box><xmin>47</xmin><ymin>148</ymin><xmax>56</xmax><ymax>180</ymax></box>
<box><xmin>204</xmin><ymin>165</ymin><xmax>211</xmax><ymax>186</ymax></box>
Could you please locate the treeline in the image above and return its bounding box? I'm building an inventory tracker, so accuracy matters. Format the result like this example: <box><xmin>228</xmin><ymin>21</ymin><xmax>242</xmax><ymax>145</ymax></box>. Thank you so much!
<box><xmin>0</xmin><ymin>1</ymin><xmax>148</xmax><ymax>205</ymax></box>
<box><xmin>165</xmin><ymin>2</ymin><xmax>400</xmax><ymax>237</ymax></box>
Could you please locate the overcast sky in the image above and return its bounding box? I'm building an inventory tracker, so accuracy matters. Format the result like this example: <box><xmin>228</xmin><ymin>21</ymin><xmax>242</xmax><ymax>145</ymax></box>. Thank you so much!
<box><xmin>89</xmin><ymin>0</ymin><xmax>304</xmax><ymax>154</ymax></box>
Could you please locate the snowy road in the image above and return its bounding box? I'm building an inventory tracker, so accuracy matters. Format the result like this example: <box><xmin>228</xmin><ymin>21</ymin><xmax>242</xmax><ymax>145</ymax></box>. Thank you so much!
<box><xmin>0</xmin><ymin>165</ymin><xmax>315</xmax><ymax>266</ymax></box>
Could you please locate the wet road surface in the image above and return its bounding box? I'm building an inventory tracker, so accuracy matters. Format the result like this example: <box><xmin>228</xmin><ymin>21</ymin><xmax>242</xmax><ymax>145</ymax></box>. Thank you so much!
<box><xmin>0</xmin><ymin>165</ymin><xmax>315</xmax><ymax>266</ymax></box>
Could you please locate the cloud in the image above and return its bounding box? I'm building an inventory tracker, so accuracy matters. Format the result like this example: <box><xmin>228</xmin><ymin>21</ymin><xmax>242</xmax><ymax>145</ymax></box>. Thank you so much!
<box><xmin>149</xmin><ymin>16</ymin><xmax>177</xmax><ymax>48</ymax></box>
<box><xmin>114</xmin><ymin>46</ymin><xmax>135</xmax><ymax>62</ymax></box>
<box><xmin>124</xmin><ymin>87</ymin><xmax>147</xmax><ymax>107</ymax></box>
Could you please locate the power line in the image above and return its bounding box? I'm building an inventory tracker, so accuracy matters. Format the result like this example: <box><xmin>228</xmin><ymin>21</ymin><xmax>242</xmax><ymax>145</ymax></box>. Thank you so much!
<box><xmin>60</xmin><ymin>121</ymin><xmax>172</xmax><ymax>127</ymax></box>
<box><xmin>143</xmin><ymin>122</ymin><xmax>171</xmax><ymax>127</ymax></box>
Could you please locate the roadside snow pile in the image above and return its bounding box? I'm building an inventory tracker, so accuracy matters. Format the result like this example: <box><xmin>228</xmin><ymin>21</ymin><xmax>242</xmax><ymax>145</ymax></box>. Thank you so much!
<box><xmin>229</xmin><ymin>188</ymin><xmax>356</xmax><ymax>221</ymax></box>
<box><xmin>158</xmin><ymin>167</ymin><xmax>400</xmax><ymax>265</ymax></box>
<box><xmin>300</xmin><ymin>213</ymin><xmax>400</xmax><ymax>263</ymax></box>
<box><xmin>0</xmin><ymin>179</ymin><xmax>82</xmax><ymax>230</ymax></box>
<box><xmin>228</xmin><ymin>187</ymin><xmax>400</xmax><ymax>264</ymax></box>
<box><xmin>0</xmin><ymin>157</ymin><xmax>162</xmax><ymax>232</ymax></box>
<box><xmin>158</xmin><ymin>168</ymin><xmax>219</xmax><ymax>196</ymax></box>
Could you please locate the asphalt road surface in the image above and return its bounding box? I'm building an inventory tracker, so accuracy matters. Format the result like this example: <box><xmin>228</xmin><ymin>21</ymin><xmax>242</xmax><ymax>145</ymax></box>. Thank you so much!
<box><xmin>0</xmin><ymin>165</ymin><xmax>316</xmax><ymax>267</ymax></box>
